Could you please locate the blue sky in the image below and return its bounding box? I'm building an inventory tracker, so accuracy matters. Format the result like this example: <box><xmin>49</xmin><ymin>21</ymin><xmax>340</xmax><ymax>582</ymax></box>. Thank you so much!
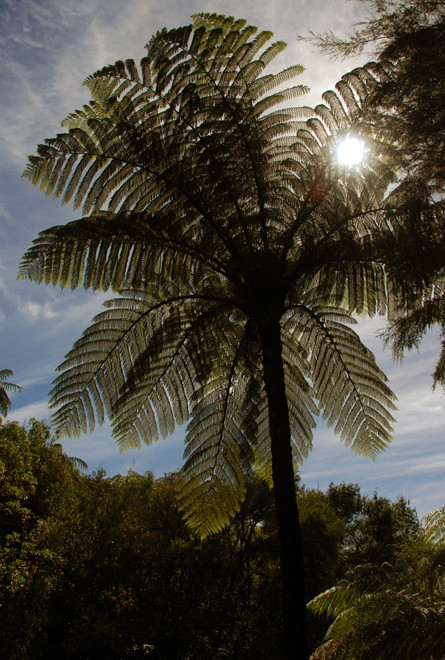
<box><xmin>1</xmin><ymin>0</ymin><xmax>444</xmax><ymax>520</ymax></box>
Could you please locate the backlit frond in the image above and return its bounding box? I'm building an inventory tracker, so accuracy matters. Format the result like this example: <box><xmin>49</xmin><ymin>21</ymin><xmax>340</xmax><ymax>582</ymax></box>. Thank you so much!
<box><xmin>178</xmin><ymin>326</ymin><xmax>260</xmax><ymax>537</ymax></box>
<box><xmin>424</xmin><ymin>506</ymin><xmax>445</xmax><ymax>546</ymax></box>
<box><xmin>49</xmin><ymin>293</ymin><xmax>220</xmax><ymax>443</ymax></box>
<box><xmin>293</xmin><ymin>308</ymin><xmax>395</xmax><ymax>458</ymax></box>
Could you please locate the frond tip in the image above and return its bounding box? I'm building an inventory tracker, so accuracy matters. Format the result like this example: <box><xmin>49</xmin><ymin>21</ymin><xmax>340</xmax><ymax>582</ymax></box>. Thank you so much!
<box><xmin>424</xmin><ymin>506</ymin><xmax>445</xmax><ymax>546</ymax></box>
<box><xmin>0</xmin><ymin>369</ymin><xmax>22</xmax><ymax>417</ymax></box>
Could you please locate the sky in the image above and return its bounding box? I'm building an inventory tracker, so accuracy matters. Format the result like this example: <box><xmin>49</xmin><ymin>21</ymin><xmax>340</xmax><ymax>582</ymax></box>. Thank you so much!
<box><xmin>1</xmin><ymin>0</ymin><xmax>444</xmax><ymax>520</ymax></box>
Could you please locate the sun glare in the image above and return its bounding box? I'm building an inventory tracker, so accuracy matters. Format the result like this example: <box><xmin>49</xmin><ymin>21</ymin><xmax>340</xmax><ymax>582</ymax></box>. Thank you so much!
<box><xmin>336</xmin><ymin>136</ymin><xmax>366</xmax><ymax>167</ymax></box>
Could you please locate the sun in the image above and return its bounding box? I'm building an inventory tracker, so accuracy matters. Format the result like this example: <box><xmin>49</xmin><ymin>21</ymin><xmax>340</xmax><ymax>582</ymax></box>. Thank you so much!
<box><xmin>336</xmin><ymin>136</ymin><xmax>366</xmax><ymax>167</ymax></box>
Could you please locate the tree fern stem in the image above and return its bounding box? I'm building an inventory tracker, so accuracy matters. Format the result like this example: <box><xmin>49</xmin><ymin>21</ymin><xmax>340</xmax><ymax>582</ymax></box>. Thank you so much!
<box><xmin>260</xmin><ymin>319</ymin><xmax>308</xmax><ymax>660</ymax></box>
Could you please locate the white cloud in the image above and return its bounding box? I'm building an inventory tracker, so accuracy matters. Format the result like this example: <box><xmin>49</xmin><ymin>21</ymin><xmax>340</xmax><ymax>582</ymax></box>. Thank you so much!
<box><xmin>0</xmin><ymin>81</ymin><xmax>51</xmax><ymax>167</ymax></box>
<box><xmin>0</xmin><ymin>270</ymin><xmax>107</xmax><ymax>328</ymax></box>
<box><xmin>17</xmin><ymin>370</ymin><xmax>54</xmax><ymax>390</ymax></box>
<box><xmin>8</xmin><ymin>399</ymin><xmax>51</xmax><ymax>424</ymax></box>
<box><xmin>60</xmin><ymin>290</ymin><xmax>107</xmax><ymax>323</ymax></box>
<box><xmin>22</xmin><ymin>300</ymin><xmax>57</xmax><ymax>321</ymax></box>
<box><xmin>49</xmin><ymin>0</ymin><xmax>162</xmax><ymax>107</ymax></box>
<box><xmin>0</xmin><ymin>200</ymin><xmax>11</xmax><ymax>222</ymax></box>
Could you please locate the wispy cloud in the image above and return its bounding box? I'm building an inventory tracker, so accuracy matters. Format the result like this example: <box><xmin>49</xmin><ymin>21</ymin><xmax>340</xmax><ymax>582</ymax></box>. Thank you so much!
<box><xmin>1</xmin><ymin>2</ymin><xmax>161</xmax><ymax>168</ymax></box>
<box><xmin>1</xmin><ymin>0</ymin><xmax>369</xmax><ymax>168</ymax></box>
<box><xmin>0</xmin><ymin>200</ymin><xmax>11</xmax><ymax>221</ymax></box>
<box><xmin>0</xmin><ymin>275</ymin><xmax>58</xmax><ymax>321</ymax></box>
<box><xmin>8</xmin><ymin>399</ymin><xmax>51</xmax><ymax>425</ymax></box>
<box><xmin>0</xmin><ymin>80</ymin><xmax>53</xmax><ymax>168</ymax></box>
<box><xmin>22</xmin><ymin>300</ymin><xmax>58</xmax><ymax>321</ymax></box>
<box><xmin>60</xmin><ymin>420</ymin><xmax>186</xmax><ymax>477</ymax></box>
<box><xmin>0</xmin><ymin>264</ymin><xmax>108</xmax><ymax>327</ymax></box>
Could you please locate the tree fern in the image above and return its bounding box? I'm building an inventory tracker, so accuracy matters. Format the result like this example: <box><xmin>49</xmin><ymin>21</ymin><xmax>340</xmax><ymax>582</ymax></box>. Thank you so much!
<box><xmin>0</xmin><ymin>370</ymin><xmax>22</xmax><ymax>417</ymax></box>
<box><xmin>424</xmin><ymin>506</ymin><xmax>445</xmax><ymax>546</ymax></box>
<box><xmin>309</xmin><ymin>551</ymin><xmax>445</xmax><ymax>659</ymax></box>
<box><xmin>19</xmin><ymin>13</ymin><xmax>440</xmax><ymax>658</ymax></box>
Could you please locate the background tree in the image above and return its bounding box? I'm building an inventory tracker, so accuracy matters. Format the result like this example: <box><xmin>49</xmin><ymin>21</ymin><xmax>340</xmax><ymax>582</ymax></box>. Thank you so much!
<box><xmin>298</xmin><ymin>488</ymin><xmax>345</xmax><ymax>600</ymax></box>
<box><xmin>0</xmin><ymin>420</ymin><xmax>83</xmax><ymax>658</ymax></box>
<box><xmin>326</xmin><ymin>483</ymin><xmax>421</xmax><ymax>569</ymax></box>
<box><xmin>1</xmin><ymin>422</ymin><xmax>428</xmax><ymax>658</ymax></box>
<box><xmin>19</xmin><ymin>13</ymin><xmax>432</xmax><ymax>657</ymax></box>
<box><xmin>0</xmin><ymin>369</ymin><xmax>22</xmax><ymax>416</ymax></box>
<box><xmin>0</xmin><ymin>422</ymin><xmax>284</xmax><ymax>658</ymax></box>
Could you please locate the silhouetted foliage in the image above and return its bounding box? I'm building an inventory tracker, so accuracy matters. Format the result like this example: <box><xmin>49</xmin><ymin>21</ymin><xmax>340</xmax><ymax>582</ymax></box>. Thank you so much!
<box><xmin>305</xmin><ymin>0</ymin><xmax>445</xmax><ymax>388</ymax></box>
<box><xmin>0</xmin><ymin>369</ymin><xmax>22</xmax><ymax>416</ymax></box>
<box><xmin>1</xmin><ymin>419</ymin><xmax>430</xmax><ymax>658</ymax></box>
<box><xmin>310</xmin><ymin>536</ymin><xmax>445</xmax><ymax>659</ymax></box>
<box><xmin>305</xmin><ymin>0</ymin><xmax>445</xmax><ymax>181</ymax></box>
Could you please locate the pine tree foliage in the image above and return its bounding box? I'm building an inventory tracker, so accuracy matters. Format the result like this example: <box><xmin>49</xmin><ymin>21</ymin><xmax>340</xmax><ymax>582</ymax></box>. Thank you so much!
<box><xmin>0</xmin><ymin>370</ymin><xmax>22</xmax><ymax>417</ymax></box>
<box><xmin>19</xmin><ymin>14</ymin><xmax>404</xmax><ymax>537</ymax></box>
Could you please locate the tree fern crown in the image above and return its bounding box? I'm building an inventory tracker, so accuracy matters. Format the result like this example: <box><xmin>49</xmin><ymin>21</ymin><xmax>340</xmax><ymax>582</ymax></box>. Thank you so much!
<box><xmin>20</xmin><ymin>14</ymin><xmax>398</xmax><ymax>536</ymax></box>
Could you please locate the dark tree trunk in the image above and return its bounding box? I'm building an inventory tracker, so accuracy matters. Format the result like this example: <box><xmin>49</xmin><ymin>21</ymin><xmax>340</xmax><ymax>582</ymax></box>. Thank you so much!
<box><xmin>260</xmin><ymin>319</ymin><xmax>309</xmax><ymax>660</ymax></box>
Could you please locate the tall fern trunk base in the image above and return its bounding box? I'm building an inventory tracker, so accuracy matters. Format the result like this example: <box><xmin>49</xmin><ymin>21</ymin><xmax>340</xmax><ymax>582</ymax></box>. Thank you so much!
<box><xmin>260</xmin><ymin>321</ymin><xmax>309</xmax><ymax>660</ymax></box>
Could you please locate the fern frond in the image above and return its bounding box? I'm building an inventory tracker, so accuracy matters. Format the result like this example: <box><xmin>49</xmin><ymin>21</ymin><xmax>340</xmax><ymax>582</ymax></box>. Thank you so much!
<box><xmin>0</xmin><ymin>370</ymin><xmax>22</xmax><ymax>417</ymax></box>
<box><xmin>49</xmin><ymin>293</ymin><xmax>214</xmax><ymax>440</ymax></box>
<box><xmin>310</xmin><ymin>556</ymin><xmax>445</xmax><ymax>660</ymax></box>
<box><xmin>110</xmin><ymin>300</ymin><xmax>235</xmax><ymax>450</ymax></box>
<box><xmin>424</xmin><ymin>506</ymin><xmax>445</xmax><ymax>546</ymax></box>
<box><xmin>178</xmin><ymin>324</ymin><xmax>259</xmax><ymax>537</ymax></box>
<box><xmin>18</xmin><ymin>212</ymin><xmax>231</xmax><ymax>292</ymax></box>
<box><xmin>293</xmin><ymin>307</ymin><xmax>395</xmax><ymax>458</ymax></box>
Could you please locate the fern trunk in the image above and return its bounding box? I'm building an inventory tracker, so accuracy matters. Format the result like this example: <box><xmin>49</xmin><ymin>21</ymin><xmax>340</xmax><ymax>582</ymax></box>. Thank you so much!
<box><xmin>260</xmin><ymin>319</ymin><xmax>309</xmax><ymax>660</ymax></box>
